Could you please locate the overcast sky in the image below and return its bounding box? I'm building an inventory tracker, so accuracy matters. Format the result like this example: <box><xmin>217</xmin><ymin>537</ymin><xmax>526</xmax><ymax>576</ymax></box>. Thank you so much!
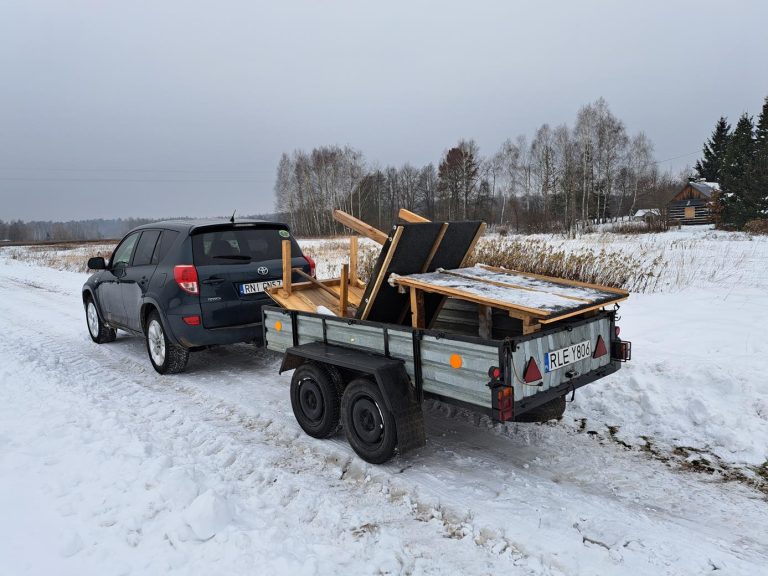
<box><xmin>1</xmin><ymin>0</ymin><xmax>767</xmax><ymax>221</ymax></box>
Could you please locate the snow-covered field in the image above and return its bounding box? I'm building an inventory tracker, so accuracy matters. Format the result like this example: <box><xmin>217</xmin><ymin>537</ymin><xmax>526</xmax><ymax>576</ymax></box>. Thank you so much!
<box><xmin>1</xmin><ymin>226</ymin><xmax>767</xmax><ymax>575</ymax></box>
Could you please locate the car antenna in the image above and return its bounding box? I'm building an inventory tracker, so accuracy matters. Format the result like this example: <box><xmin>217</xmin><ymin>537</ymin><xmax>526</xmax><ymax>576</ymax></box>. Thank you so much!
<box><xmin>230</xmin><ymin>210</ymin><xmax>236</xmax><ymax>224</ymax></box>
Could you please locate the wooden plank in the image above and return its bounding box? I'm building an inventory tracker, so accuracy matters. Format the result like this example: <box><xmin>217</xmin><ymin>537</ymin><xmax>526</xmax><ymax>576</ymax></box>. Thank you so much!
<box><xmin>421</xmin><ymin>223</ymin><xmax>449</xmax><ymax>273</ymax></box>
<box><xmin>359</xmin><ymin>226</ymin><xmax>404</xmax><ymax>320</ymax></box>
<box><xmin>394</xmin><ymin>275</ymin><xmax>549</xmax><ymax>318</ymax></box>
<box><xmin>538</xmin><ymin>296</ymin><xmax>628</xmax><ymax>324</ymax></box>
<box><xmin>339</xmin><ymin>264</ymin><xmax>349</xmax><ymax>317</ymax></box>
<box><xmin>333</xmin><ymin>210</ymin><xmax>388</xmax><ymax>245</ymax></box>
<box><xmin>521</xmin><ymin>316</ymin><xmax>541</xmax><ymax>335</ymax></box>
<box><xmin>349</xmin><ymin>236</ymin><xmax>359</xmax><ymax>284</ymax></box>
<box><xmin>410</xmin><ymin>287</ymin><xmax>425</xmax><ymax>328</ymax></box>
<box><xmin>477</xmin><ymin>264</ymin><xmax>629</xmax><ymax>296</ymax></box>
<box><xmin>459</xmin><ymin>222</ymin><xmax>486</xmax><ymax>267</ymax></box>
<box><xmin>293</xmin><ymin>268</ymin><xmax>339</xmax><ymax>299</ymax></box>
<box><xmin>478</xmin><ymin>304</ymin><xmax>492</xmax><ymax>339</ymax></box>
<box><xmin>438</xmin><ymin>269</ymin><xmax>593</xmax><ymax>303</ymax></box>
<box><xmin>398</xmin><ymin>208</ymin><xmax>431</xmax><ymax>223</ymax></box>
<box><xmin>281</xmin><ymin>239</ymin><xmax>292</xmax><ymax>296</ymax></box>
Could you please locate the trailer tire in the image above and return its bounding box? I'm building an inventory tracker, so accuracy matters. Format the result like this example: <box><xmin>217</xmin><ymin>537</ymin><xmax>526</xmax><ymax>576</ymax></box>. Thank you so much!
<box><xmin>514</xmin><ymin>394</ymin><xmax>567</xmax><ymax>423</ymax></box>
<box><xmin>342</xmin><ymin>378</ymin><xmax>397</xmax><ymax>464</ymax></box>
<box><xmin>290</xmin><ymin>363</ymin><xmax>342</xmax><ymax>439</ymax></box>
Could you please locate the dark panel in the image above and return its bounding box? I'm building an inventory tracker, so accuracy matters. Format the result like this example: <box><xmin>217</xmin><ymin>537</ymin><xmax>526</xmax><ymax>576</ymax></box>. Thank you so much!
<box><xmin>422</xmin><ymin>220</ymin><xmax>484</xmax><ymax>327</ymax></box>
<box><xmin>357</xmin><ymin>222</ymin><xmax>445</xmax><ymax>323</ymax></box>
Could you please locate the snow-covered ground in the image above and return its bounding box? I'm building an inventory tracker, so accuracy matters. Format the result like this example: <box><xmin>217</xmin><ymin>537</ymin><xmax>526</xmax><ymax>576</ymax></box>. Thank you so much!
<box><xmin>1</xmin><ymin>226</ymin><xmax>767</xmax><ymax>575</ymax></box>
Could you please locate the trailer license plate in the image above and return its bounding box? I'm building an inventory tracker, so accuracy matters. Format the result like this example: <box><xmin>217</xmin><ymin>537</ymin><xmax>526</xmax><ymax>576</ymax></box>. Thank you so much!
<box><xmin>544</xmin><ymin>340</ymin><xmax>591</xmax><ymax>373</ymax></box>
<box><xmin>239</xmin><ymin>280</ymin><xmax>282</xmax><ymax>295</ymax></box>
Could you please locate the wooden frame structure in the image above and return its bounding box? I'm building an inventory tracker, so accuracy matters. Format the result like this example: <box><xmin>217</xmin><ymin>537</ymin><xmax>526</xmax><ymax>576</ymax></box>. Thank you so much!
<box><xmin>393</xmin><ymin>265</ymin><xmax>628</xmax><ymax>335</ymax></box>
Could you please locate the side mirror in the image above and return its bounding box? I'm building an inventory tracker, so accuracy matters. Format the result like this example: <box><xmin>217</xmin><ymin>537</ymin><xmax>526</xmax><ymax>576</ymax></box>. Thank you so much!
<box><xmin>87</xmin><ymin>257</ymin><xmax>106</xmax><ymax>270</ymax></box>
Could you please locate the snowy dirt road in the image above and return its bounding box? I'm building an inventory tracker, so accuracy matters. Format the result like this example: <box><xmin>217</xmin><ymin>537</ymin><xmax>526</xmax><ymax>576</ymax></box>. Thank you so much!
<box><xmin>1</xmin><ymin>257</ymin><xmax>767</xmax><ymax>575</ymax></box>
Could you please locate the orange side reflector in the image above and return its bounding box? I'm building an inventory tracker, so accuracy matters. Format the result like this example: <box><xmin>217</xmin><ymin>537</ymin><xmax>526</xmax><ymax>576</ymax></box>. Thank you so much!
<box><xmin>274</xmin><ymin>320</ymin><xmax>282</xmax><ymax>331</ymax></box>
<box><xmin>449</xmin><ymin>354</ymin><xmax>463</xmax><ymax>369</ymax></box>
<box><xmin>593</xmin><ymin>335</ymin><xmax>608</xmax><ymax>359</ymax></box>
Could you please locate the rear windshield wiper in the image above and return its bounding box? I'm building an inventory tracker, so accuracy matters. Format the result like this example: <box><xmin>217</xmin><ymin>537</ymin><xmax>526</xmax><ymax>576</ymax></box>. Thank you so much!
<box><xmin>212</xmin><ymin>254</ymin><xmax>252</xmax><ymax>261</ymax></box>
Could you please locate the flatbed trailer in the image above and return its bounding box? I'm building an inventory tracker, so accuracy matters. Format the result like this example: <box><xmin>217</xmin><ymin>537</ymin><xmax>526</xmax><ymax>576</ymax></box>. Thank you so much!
<box><xmin>263</xmin><ymin>301</ymin><xmax>631</xmax><ymax>464</ymax></box>
<box><xmin>262</xmin><ymin>208</ymin><xmax>631</xmax><ymax>463</ymax></box>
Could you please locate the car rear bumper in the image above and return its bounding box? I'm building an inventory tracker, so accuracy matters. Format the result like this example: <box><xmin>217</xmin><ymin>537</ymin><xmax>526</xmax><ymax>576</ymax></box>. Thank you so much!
<box><xmin>166</xmin><ymin>314</ymin><xmax>264</xmax><ymax>348</ymax></box>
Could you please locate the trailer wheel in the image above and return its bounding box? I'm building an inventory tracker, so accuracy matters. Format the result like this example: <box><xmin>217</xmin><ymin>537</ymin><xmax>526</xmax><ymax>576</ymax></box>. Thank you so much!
<box><xmin>514</xmin><ymin>394</ymin><xmax>567</xmax><ymax>423</ymax></box>
<box><xmin>290</xmin><ymin>363</ymin><xmax>342</xmax><ymax>439</ymax></box>
<box><xmin>342</xmin><ymin>378</ymin><xmax>397</xmax><ymax>464</ymax></box>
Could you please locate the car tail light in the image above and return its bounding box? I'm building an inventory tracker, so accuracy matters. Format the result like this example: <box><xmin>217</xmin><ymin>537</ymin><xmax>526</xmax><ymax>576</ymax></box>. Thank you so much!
<box><xmin>593</xmin><ymin>335</ymin><xmax>608</xmax><ymax>359</ymax></box>
<box><xmin>183</xmin><ymin>315</ymin><xmax>201</xmax><ymax>326</ymax></box>
<box><xmin>523</xmin><ymin>357</ymin><xmax>542</xmax><ymax>384</ymax></box>
<box><xmin>303</xmin><ymin>255</ymin><xmax>316</xmax><ymax>277</ymax></box>
<box><xmin>174</xmin><ymin>265</ymin><xmax>199</xmax><ymax>294</ymax></box>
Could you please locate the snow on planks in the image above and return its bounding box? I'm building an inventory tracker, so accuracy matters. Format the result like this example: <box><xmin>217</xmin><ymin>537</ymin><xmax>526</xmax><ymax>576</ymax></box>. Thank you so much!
<box><xmin>393</xmin><ymin>264</ymin><xmax>628</xmax><ymax>331</ymax></box>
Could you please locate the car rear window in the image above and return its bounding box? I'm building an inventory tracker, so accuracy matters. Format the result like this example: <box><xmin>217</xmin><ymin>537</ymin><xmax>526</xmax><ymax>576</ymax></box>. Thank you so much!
<box><xmin>192</xmin><ymin>227</ymin><xmax>301</xmax><ymax>266</ymax></box>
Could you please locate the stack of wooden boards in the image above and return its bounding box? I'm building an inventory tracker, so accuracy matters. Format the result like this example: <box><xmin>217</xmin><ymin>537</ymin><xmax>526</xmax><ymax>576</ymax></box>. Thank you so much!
<box><xmin>266</xmin><ymin>208</ymin><xmax>628</xmax><ymax>335</ymax></box>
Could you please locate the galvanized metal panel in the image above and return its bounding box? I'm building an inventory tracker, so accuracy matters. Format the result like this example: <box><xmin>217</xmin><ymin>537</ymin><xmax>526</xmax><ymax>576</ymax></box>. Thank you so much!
<box><xmin>509</xmin><ymin>317</ymin><xmax>611</xmax><ymax>401</ymax></box>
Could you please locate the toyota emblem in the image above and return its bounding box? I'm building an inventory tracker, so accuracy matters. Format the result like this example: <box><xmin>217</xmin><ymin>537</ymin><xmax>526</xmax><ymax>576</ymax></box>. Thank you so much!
<box><xmin>257</xmin><ymin>266</ymin><xmax>269</xmax><ymax>276</ymax></box>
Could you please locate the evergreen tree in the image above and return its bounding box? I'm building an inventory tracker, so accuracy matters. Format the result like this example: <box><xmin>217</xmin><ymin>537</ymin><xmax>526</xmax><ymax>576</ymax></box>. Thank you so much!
<box><xmin>695</xmin><ymin>116</ymin><xmax>731</xmax><ymax>182</ymax></box>
<box><xmin>754</xmin><ymin>96</ymin><xmax>768</xmax><ymax>218</ymax></box>
<box><xmin>720</xmin><ymin>113</ymin><xmax>756</xmax><ymax>227</ymax></box>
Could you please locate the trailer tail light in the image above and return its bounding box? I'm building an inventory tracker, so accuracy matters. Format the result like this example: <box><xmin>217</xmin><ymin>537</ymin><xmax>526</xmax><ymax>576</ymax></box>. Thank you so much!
<box><xmin>593</xmin><ymin>335</ymin><xmax>608</xmax><ymax>359</ymax></box>
<box><xmin>523</xmin><ymin>357</ymin><xmax>542</xmax><ymax>384</ymax></box>
<box><xmin>174</xmin><ymin>265</ymin><xmax>199</xmax><ymax>295</ymax></box>
<box><xmin>488</xmin><ymin>366</ymin><xmax>502</xmax><ymax>381</ymax></box>
<box><xmin>612</xmin><ymin>340</ymin><xmax>632</xmax><ymax>362</ymax></box>
<box><xmin>492</xmin><ymin>385</ymin><xmax>514</xmax><ymax>422</ymax></box>
<box><xmin>182</xmin><ymin>315</ymin><xmax>201</xmax><ymax>326</ymax></box>
<box><xmin>303</xmin><ymin>255</ymin><xmax>316</xmax><ymax>277</ymax></box>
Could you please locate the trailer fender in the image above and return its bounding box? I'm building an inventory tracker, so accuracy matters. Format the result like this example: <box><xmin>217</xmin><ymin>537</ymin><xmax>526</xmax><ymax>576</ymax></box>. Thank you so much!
<box><xmin>279</xmin><ymin>342</ymin><xmax>426</xmax><ymax>454</ymax></box>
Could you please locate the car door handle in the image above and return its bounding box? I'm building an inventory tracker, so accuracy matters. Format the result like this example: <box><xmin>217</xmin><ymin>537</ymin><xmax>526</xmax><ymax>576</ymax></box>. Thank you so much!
<box><xmin>202</xmin><ymin>277</ymin><xmax>225</xmax><ymax>285</ymax></box>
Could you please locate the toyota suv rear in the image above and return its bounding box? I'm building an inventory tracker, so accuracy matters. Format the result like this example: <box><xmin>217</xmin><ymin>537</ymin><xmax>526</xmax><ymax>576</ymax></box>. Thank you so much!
<box><xmin>82</xmin><ymin>219</ymin><xmax>314</xmax><ymax>374</ymax></box>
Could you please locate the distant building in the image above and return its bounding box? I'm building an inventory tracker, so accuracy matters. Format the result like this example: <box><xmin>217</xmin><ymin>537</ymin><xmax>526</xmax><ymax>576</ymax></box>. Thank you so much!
<box><xmin>668</xmin><ymin>180</ymin><xmax>718</xmax><ymax>225</ymax></box>
<box><xmin>632</xmin><ymin>208</ymin><xmax>661</xmax><ymax>222</ymax></box>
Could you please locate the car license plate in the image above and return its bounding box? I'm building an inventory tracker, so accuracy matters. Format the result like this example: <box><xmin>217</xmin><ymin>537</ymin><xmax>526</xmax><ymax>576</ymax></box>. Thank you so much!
<box><xmin>544</xmin><ymin>340</ymin><xmax>591</xmax><ymax>373</ymax></box>
<box><xmin>239</xmin><ymin>280</ymin><xmax>282</xmax><ymax>295</ymax></box>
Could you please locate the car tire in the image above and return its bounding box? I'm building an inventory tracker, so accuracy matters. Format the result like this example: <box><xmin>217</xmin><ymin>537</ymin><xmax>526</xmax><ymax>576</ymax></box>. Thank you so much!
<box><xmin>146</xmin><ymin>311</ymin><xmax>189</xmax><ymax>374</ymax></box>
<box><xmin>85</xmin><ymin>297</ymin><xmax>117</xmax><ymax>344</ymax></box>
<box><xmin>341</xmin><ymin>378</ymin><xmax>397</xmax><ymax>464</ymax></box>
<box><xmin>514</xmin><ymin>395</ymin><xmax>567</xmax><ymax>423</ymax></box>
<box><xmin>290</xmin><ymin>362</ymin><xmax>342</xmax><ymax>439</ymax></box>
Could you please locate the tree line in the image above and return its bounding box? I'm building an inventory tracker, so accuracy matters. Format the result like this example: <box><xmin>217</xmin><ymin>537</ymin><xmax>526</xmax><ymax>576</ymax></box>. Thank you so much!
<box><xmin>0</xmin><ymin>218</ymin><xmax>156</xmax><ymax>243</ymax></box>
<box><xmin>695</xmin><ymin>95</ymin><xmax>768</xmax><ymax>229</ymax></box>
<box><xmin>274</xmin><ymin>98</ymin><xmax>682</xmax><ymax>236</ymax></box>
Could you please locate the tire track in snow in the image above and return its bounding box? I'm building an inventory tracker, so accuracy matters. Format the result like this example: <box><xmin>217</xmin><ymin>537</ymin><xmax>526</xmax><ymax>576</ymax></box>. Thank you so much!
<box><xmin>2</xmin><ymin>263</ymin><xmax>767</xmax><ymax>575</ymax></box>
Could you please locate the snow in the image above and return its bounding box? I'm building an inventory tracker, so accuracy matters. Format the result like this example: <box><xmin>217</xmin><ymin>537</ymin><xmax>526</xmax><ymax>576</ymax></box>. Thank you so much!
<box><xmin>1</xmin><ymin>226</ymin><xmax>768</xmax><ymax>575</ymax></box>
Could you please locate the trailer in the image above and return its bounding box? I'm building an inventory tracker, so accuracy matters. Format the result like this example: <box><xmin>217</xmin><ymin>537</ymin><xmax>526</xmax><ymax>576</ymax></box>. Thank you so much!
<box><xmin>261</xmin><ymin>209</ymin><xmax>631</xmax><ymax>464</ymax></box>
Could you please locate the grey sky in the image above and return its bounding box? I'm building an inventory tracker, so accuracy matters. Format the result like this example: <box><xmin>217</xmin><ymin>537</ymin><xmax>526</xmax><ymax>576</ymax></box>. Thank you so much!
<box><xmin>1</xmin><ymin>0</ymin><xmax>767</xmax><ymax>221</ymax></box>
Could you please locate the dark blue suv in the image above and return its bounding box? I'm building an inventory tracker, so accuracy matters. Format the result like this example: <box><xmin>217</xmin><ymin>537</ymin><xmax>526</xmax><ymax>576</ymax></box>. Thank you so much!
<box><xmin>82</xmin><ymin>220</ymin><xmax>314</xmax><ymax>374</ymax></box>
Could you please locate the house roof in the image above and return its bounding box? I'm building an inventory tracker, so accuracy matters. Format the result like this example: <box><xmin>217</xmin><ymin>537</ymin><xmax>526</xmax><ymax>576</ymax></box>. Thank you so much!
<box><xmin>689</xmin><ymin>181</ymin><xmax>720</xmax><ymax>198</ymax></box>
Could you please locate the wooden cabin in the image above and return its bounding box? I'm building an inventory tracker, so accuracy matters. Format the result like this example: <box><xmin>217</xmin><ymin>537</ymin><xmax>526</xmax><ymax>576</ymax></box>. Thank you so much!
<box><xmin>668</xmin><ymin>180</ymin><xmax>718</xmax><ymax>225</ymax></box>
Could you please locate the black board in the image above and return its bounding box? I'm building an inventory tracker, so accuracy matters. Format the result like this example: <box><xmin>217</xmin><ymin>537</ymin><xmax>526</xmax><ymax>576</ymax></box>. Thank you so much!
<box><xmin>422</xmin><ymin>220</ymin><xmax>484</xmax><ymax>327</ymax></box>
<box><xmin>356</xmin><ymin>222</ymin><xmax>445</xmax><ymax>322</ymax></box>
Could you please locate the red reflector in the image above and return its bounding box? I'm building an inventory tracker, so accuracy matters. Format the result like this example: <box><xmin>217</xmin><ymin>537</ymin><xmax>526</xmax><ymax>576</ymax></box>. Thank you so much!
<box><xmin>614</xmin><ymin>326</ymin><xmax>621</xmax><ymax>337</ymax></box>
<box><xmin>303</xmin><ymin>255</ymin><xmax>316</xmax><ymax>277</ymax></box>
<box><xmin>488</xmin><ymin>366</ymin><xmax>502</xmax><ymax>380</ymax></box>
<box><xmin>182</xmin><ymin>315</ymin><xmax>201</xmax><ymax>326</ymax></box>
<box><xmin>593</xmin><ymin>335</ymin><xmax>608</xmax><ymax>359</ymax></box>
<box><xmin>523</xmin><ymin>357</ymin><xmax>542</xmax><ymax>383</ymax></box>
<box><xmin>174</xmin><ymin>265</ymin><xmax>199</xmax><ymax>295</ymax></box>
